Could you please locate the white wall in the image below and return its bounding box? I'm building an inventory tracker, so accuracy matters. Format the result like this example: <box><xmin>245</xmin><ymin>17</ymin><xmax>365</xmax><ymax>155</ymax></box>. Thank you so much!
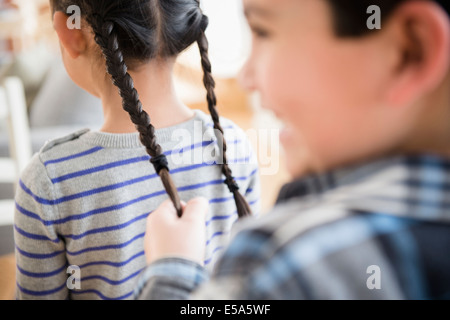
<box><xmin>178</xmin><ymin>0</ymin><xmax>251</xmax><ymax>79</ymax></box>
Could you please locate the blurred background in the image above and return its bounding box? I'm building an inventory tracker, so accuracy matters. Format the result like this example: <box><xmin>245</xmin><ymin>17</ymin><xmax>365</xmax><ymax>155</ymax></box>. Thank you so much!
<box><xmin>0</xmin><ymin>0</ymin><xmax>289</xmax><ymax>299</ymax></box>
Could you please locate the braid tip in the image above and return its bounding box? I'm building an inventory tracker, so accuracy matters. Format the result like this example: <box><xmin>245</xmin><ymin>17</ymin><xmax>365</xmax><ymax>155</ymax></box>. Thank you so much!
<box><xmin>159</xmin><ymin>169</ymin><xmax>183</xmax><ymax>218</ymax></box>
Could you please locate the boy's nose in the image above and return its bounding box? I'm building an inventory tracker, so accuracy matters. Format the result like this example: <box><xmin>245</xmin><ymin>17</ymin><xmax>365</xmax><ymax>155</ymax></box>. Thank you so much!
<box><xmin>238</xmin><ymin>58</ymin><xmax>257</xmax><ymax>92</ymax></box>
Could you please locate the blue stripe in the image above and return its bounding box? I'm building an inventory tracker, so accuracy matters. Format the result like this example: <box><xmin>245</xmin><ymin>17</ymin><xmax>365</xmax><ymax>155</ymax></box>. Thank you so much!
<box><xmin>242</xmin><ymin>168</ymin><xmax>258</xmax><ymax>179</ymax></box>
<box><xmin>17</xmin><ymin>282</ymin><xmax>66</xmax><ymax>296</ymax></box>
<box><xmin>15</xmin><ymin>202</ymin><xmax>41</xmax><ymax>221</ymax></box>
<box><xmin>206</xmin><ymin>231</ymin><xmax>230</xmax><ymax>246</ymax></box>
<box><xmin>44</xmin><ymin>146</ymin><xmax>103</xmax><ymax>166</ymax></box>
<box><xmin>63</xmin><ymin>213</ymin><xmax>150</xmax><ymax>240</ymax></box>
<box><xmin>51</xmin><ymin>156</ymin><xmax>149</xmax><ymax>183</ymax></box>
<box><xmin>15</xmin><ymin>245</ymin><xmax>64</xmax><ymax>259</ymax></box>
<box><xmin>17</xmin><ymin>252</ymin><xmax>143</xmax><ymax>282</ymax></box>
<box><xmin>78</xmin><ymin>251</ymin><xmax>144</xmax><ymax>269</ymax></box>
<box><xmin>166</xmin><ymin>140</ymin><xmax>213</xmax><ymax>156</ymax></box>
<box><xmin>209</xmin><ymin>196</ymin><xmax>234</xmax><ymax>204</ymax></box>
<box><xmin>56</xmin><ymin>174</ymin><xmax>158</xmax><ymax>204</ymax></box>
<box><xmin>227</xmin><ymin>156</ymin><xmax>251</xmax><ymax>164</ymax></box>
<box><xmin>70</xmin><ymin>288</ymin><xmax>133</xmax><ymax>300</ymax></box>
<box><xmin>14</xmin><ymin>224</ymin><xmax>61</xmax><ymax>243</ymax></box>
<box><xmin>18</xmin><ymin>181</ymin><xmax>51</xmax><ymax>205</ymax></box>
<box><xmin>66</xmin><ymin>233</ymin><xmax>145</xmax><ymax>256</ymax></box>
<box><xmin>80</xmin><ymin>269</ymin><xmax>143</xmax><ymax>286</ymax></box>
<box><xmin>17</xmin><ymin>264</ymin><xmax>66</xmax><ymax>278</ymax></box>
<box><xmin>178</xmin><ymin>179</ymin><xmax>224</xmax><ymax>192</ymax></box>
<box><xmin>205</xmin><ymin>213</ymin><xmax>237</xmax><ymax>227</ymax></box>
<box><xmin>19</xmin><ymin>191</ymin><xmax>167</xmax><ymax>226</ymax></box>
<box><xmin>204</xmin><ymin>246</ymin><xmax>225</xmax><ymax>266</ymax></box>
<box><xmin>166</xmin><ymin>139</ymin><xmax>241</xmax><ymax>155</ymax></box>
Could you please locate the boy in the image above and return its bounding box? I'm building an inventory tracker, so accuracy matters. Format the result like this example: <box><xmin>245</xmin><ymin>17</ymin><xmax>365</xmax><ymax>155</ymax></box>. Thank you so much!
<box><xmin>135</xmin><ymin>0</ymin><xmax>450</xmax><ymax>299</ymax></box>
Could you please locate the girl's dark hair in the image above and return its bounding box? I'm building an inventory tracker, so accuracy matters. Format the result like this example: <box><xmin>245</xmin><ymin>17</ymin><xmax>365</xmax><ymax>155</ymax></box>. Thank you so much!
<box><xmin>326</xmin><ymin>0</ymin><xmax>449</xmax><ymax>37</ymax></box>
<box><xmin>50</xmin><ymin>0</ymin><xmax>251</xmax><ymax>218</ymax></box>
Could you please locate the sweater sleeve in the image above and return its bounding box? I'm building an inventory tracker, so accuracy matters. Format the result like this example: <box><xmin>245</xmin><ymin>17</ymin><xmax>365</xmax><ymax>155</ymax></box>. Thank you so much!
<box><xmin>14</xmin><ymin>153</ymin><xmax>69</xmax><ymax>300</ymax></box>
<box><xmin>134</xmin><ymin>258</ymin><xmax>209</xmax><ymax>300</ymax></box>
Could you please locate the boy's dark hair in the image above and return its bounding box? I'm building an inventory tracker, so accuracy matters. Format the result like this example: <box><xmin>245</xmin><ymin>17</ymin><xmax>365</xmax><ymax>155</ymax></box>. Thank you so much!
<box><xmin>327</xmin><ymin>0</ymin><xmax>449</xmax><ymax>37</ymax></box>
<box><xmin>49</xmin><ymin>0</ymin><xmax>251</xmax><ymax>218</ymax></box>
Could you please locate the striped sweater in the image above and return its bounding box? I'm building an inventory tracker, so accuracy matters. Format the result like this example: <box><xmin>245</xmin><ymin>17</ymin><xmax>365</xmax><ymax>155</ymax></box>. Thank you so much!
<box><xmin>14</xmin><ymin>110</ymin><xmax>260</xmax><ymax>300</ymax></box>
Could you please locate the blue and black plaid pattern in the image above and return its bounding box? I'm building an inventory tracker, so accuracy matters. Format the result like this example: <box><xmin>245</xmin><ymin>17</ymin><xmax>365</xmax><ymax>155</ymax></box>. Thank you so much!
<box><xmin>136</xmin><ymin>154</ymin><xmax>450</xmax><ymax>300</ymax></box>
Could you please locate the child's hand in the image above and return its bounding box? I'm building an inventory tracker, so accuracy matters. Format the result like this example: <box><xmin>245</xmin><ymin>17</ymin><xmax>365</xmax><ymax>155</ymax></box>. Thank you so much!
<box><xmin>144</xmin><ymin>197</ymin><xmax>209</xmax><ymax>266</ymax></box>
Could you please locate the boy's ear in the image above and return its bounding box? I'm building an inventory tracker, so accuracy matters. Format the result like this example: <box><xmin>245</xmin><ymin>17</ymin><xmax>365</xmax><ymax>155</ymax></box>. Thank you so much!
<box><xmin>384</xmin><ymin>1</ymin><xmax>450</xmax><ymax>107</ymax></box>
<box><xmin>53</xmin><ymin>11</ymin><xmax>87</xmax><ymax>59</ymax></box>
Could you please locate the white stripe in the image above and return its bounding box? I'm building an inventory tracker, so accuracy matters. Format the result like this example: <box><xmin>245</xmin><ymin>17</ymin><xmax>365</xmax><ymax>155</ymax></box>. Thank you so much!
<box><xmin>273</xmin><ymin>204</ymin><xmax>348</xmax><ymax>248</ymax></box>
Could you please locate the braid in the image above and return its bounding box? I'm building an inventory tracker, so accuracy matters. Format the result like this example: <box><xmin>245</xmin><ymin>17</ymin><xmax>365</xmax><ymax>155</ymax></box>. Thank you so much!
<box><xmin>91</xmin><ymin>19</ymin><xmax>183</xmax><ymax>217</ymax></box>
<box><xmin>197</xmin><ymin>28</ymin><xmax>252</xmax><ymax>218</ymax></box>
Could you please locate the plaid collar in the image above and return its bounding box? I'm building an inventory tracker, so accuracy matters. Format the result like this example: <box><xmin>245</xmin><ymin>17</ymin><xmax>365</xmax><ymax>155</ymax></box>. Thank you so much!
<box><xmin>276</xmin><ymin>154</ymin><xmax>450</xmax><ymax>223</ymax></box>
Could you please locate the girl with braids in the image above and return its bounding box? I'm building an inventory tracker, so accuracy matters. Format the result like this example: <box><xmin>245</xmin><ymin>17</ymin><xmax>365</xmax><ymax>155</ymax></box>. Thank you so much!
<box><xmin>137</xmin><ymin>0</ymin><xmax>450</xmax><ymax>300</ymax></box>
<box><xmin>14</xmin><ymin>0</ymin><xmax>260</xmax><ymax>299</ymax></box>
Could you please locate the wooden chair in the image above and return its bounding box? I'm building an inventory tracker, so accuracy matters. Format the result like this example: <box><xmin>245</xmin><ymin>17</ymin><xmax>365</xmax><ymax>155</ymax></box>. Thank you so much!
<box><xmin>0</xmin><ymin>76</ymin><xmax>32</xmax><ymax>227</ymax></box>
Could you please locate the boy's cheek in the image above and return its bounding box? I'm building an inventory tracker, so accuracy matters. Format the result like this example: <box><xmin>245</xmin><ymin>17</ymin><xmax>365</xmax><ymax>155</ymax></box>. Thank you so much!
<box><xmin>261</xmin><ymin>64</ymin><xmax>304</xmax><ymax>115</ymax></box>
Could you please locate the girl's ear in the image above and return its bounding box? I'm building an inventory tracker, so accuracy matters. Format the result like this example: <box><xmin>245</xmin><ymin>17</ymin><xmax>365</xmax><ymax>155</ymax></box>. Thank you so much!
<box><xmin>53</xmin><ymin>11</ymin><xmax>87</xmax><ymax>59</ymax></box>
<box><xmin>384</xmin><ymin>1</ymin><xmax>450</xmax><ymax>107</ymax></box>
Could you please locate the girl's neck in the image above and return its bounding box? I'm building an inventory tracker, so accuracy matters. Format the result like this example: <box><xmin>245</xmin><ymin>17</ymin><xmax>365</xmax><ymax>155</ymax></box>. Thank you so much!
<box><xmin>98</xmin><ymin>60</ymin><xmax>194</xmax><ymax>134</ymax></box>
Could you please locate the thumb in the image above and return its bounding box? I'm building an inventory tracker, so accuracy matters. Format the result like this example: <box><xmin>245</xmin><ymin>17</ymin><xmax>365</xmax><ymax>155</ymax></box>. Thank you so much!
<box><xmin>181</xmin><ymin>197</ymin><xmax>209</xmax><ymax>221</ymax></box>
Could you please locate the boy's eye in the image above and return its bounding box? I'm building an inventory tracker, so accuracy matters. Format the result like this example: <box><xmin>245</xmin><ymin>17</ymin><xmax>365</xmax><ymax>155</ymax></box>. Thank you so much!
<box><xmin>250</xmin><ymin>26</ymin><xmax>271</xmax><ymax>39</ymax></box>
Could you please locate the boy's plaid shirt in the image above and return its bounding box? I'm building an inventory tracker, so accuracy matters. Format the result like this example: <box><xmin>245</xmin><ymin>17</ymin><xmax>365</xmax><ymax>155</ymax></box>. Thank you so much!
<box><xmin>136</xmin><ymin>154</ymin><xmax>450</xmax><ymax>300</ymax></box>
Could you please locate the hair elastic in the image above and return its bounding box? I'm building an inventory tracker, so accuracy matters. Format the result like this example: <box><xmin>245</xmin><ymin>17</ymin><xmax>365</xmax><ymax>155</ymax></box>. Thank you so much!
<box><xmin>150</xmin><ymin>154</ymin><xmax>170</xmax><ymax>174</ymax></box>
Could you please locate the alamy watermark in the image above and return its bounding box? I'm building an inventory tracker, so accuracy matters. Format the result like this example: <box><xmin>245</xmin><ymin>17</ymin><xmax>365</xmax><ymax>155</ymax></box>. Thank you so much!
<box><xmin>367</xmin><ymin>5</ymin><xmax>382</xmax><ymax>30</ymax></box>
<box><xmin>366</xmin><ymin>265</ymin><xmax>381</xmax><ymax>290</ymax></box>
<box><xmin>67</xmin><ymin>265</ymin><xmax>81</xmax><ymax>290</ymax></box>
<box><xmin>66</xmin><ymin>5</ymin><xmax>81</xmax><ymax>30</ymax></box>
<box><xmin>169</xmin><ymin>121</ymin><xmax>280</xmax><ymax>176</ymax></box>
